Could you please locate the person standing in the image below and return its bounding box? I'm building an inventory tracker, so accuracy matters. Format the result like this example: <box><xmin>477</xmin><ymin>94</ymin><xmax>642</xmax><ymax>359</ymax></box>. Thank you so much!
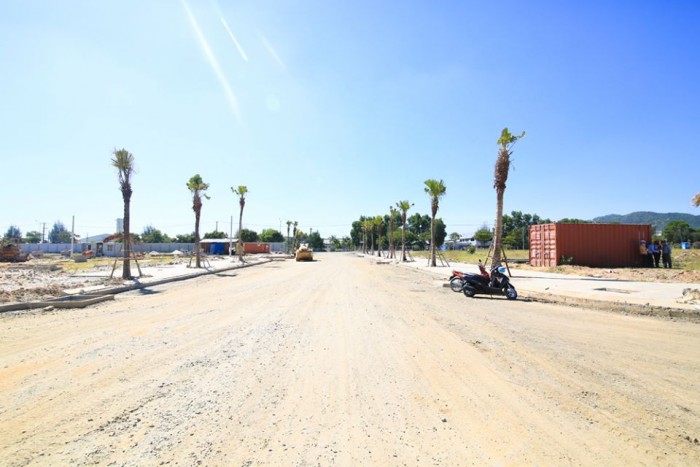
<box><xmin>639</xmin><ymin>240</ymin><xmax>648</xmax><ymax>267</ymax></box>
<box><xmin>652</xmin><ymin>240</ymin><xmax>662</xmax><ymax>268</ymax></box>
<box><xmin>646</xmin><ymin>240</ymin><xmax>655</xmax><ymax>267</ymax></box>
<box><xmin>661</xmin><ymin>240</ymin><xmax>673</xmax><ymax>268</ymax></box>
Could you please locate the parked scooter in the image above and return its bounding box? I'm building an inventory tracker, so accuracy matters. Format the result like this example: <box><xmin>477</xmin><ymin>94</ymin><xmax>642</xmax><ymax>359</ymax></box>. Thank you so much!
<box><xmin>448</xmin><ymin>262</ymin><xmax>490</xmax><ymax>292</ymax></box>
<box><xmin>449</xmin><ymin>261</ymin><xmax>518</xmax><ymax>300</ymax></box>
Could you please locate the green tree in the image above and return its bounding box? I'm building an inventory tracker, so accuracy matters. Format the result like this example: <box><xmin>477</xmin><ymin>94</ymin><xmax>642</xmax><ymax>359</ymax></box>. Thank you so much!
<box><xmin>407</xmin><ymin>213</ymin><xmax>431</xmax><ymax>236</ymax></box>
<box><xmin>203</xmin><ymin>230</ymin><xmax>226</xmax><ymax>239</ymax></box>
<box><xmin>558</xmin><ymin>218</ymin><xmax>590</xmax><ymax>224</ymax></box>
<box><xmin>286</xmin><ymin>220</ymin><xmax>293</xmax><ymax>253</ymax></box>
<box><xmin>474</xmin><ymin>225</ymin><xmax>493</xmax><ymax>245</ymax></box>
<box><xmin>187</xmin><ymin>174</ymin><xmax>210</xmax><ymax>268</ymax></box>
<box><xmin>362</xmin><ymin>219</ymin><xmax>373</xmax><ymax>254</ymax></box>
<box><xmin>239</xmin><ymin>228</ymin><xmax>259</xmax><ymax>242</ymax></box>
<box><xmin>292</xmin><ymin>221</ymin><xmax>299</xmax><ymax>252</ymax></box>
<box><xmin>663</xmin><ymin>221</ymin><xmax>692</xmax><ymax>243</ymax></box>
<box><xmin>387</xmin><ymin>207</ymin><xmax>397</xmax><ymax>258</ymax></box>
<box><xmin>500</xmin><ymin>211</ymin><xmax>551</xmax><ymax>249</ymax></box>
<box><xmin>372</xmin><ymin>216</ymin><xmax>383</xmax><ymax>255</ymax></box>
<box><xmin>449</xmin><ymin>232</ymin><xmax>461</xmax><ymax>248</ymax></box>
<box><xmin>340</xmin><ymin>236</ymin><xmax>353</xmax><ymax>250</ymax></box>
<box><xmin>24</xmin><ymin>231</ymin><xmax>42</xmax><ymax>244</ymax></box>
<box><xmin>48</xmin><ymin>221</ymin><xmax>72</xmax><ymax>243</ymax></box>
<box><xmin>4</xmin><ymin>225</ymin><xmax>21</xmax><ymax>239</ymax></box>
<box><xmin>141</xmin><ymin>225</ymin><xmax>170</xmax><ymax>243</ymax></box>
<box><xmin>231</xmin><ymin>185</ymin><xmax>248</xmax><ymax>261</ymax></box>
<box><xmin>396</xmin><ymin>201</ymin><xmax>413</xmax><ymax>261</ymax></box>
<box><xmin>328</xmin><ymin>235</ymin><xmax>341</xmax><ymax>251</ymax></box>
<box><xmin>349</xmin><ymin>216</ymin><xmax>369</xmax><ymax>249</ymax></box>
<box><xmin>492</xmin><ymin>128</ymin><xmax>525</xmax><ymax>267</ymax></box>
<box><xmin>434</xmin><ymin>218</ymin><xmax>447</xmax><ymax>248</ymax></box>
<box><xmin>308</xmin><ymin>231</ymin><xmax>325</xmax><ymax>251</ymax></box>
<box><xmin>112</xmin><ymin>148</ymin><xmax>135</xmax><ymax>279</ymax></box>
<box><xmin>174</xmin><ymin>232</ymin><xmax>196</xmax><ymax>243</ymax></box>
<box><xmin>260</xmin><ymin>229</ymin><xmax>284</xmax><ymax>242</ymax></box>
<box><xmin>424</xmin><ymin>179</ymin><xmax>446</xmax><ymax>267</ymax></box>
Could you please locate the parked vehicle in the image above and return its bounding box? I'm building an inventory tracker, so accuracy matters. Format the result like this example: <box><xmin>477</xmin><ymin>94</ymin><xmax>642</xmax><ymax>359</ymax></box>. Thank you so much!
<box><xmin>449</xmin><ymin>261</ymin><xmax>517</xmax><ymax>300</ymax></box>
<box><xmin>295</xmin><ymin>243</ymin><xmax>313</xmax><ymax>262</ymax></box>
<box><xmin>448</xmin><ymin>261</ymin><xmax>490</xmax><ymax>292</ymax></box>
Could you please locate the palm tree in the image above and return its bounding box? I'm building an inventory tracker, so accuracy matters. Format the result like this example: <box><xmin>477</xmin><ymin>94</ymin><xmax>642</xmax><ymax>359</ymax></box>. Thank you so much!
<box><xmin>492</xmin><ymin>128</ymin><xmax>525</xmax><ymax>268</ymax></box>
<box><xmin>187</xmin><ymin>174</ymin><xmax>210</xmax><ymax>268</ymax></box>
<box><xmin>111</xmin><ymin>148</ymin><xmax>135</xmax><ymax>279</ymax></box>
<box><xmin>449</xmin><ymin>232</ymin><xmax>461</xmax><ymax>249</ymax></box>
<box><xmin>372</xmin><ymin>216</ymin><xmax>383</xmax><ymax>256</ymax></box>
<box><xmin>396</xmin><ymin>200</ymin><xmax>413</xmax><ymax>261</ymax></box>
<box><xmin>231</xmin><ymin>185</ymin><xmax>248</xmax><ymax>261</ymax></box>
<box><xmin>362</xmin><ymin>219</ymin><xmax>373</xmax><ymax>254</ymax></box>
<box><xmin>286</xmin><ymin>220</ymin><xmax>292</xmax><ymax>254</ymax></box>
<box><xmin>388</xmin><ymin>207</ymin><xmax>397</xmax><ymax>259</ymax></box>
<box><xmin>292</xmin><ymin>221</ymin><xmax>299</xmax><ymax>252</ymax></box>
<box><xmin>424</xmin><ymin>179</ymin><xmax>447</xmax><ymax>267</ymax></box>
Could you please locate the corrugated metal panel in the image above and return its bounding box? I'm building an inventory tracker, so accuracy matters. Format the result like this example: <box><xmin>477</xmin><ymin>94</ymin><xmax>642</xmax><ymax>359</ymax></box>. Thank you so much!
<box><xmin>529</xmin><ymin>223</ymin><xmax>651</xmax><ymax>267</ymax></box>
<box><xmin>529</xmin><ymin>223</ymin><xmax>558</xmax><ymax>267</ymax></box>
<box><xmin>243</xmin><ymin>243</ymin><xmax>270</xmax><ymax>254</ymax></box>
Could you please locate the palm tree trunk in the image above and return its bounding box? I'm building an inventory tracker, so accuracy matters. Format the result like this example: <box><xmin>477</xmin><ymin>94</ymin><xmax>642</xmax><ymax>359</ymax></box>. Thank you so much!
<box><xmin>286</xmin><ymin>225</ymin><xmax>291</xmax><ymax>254</ymax></box>
<box><xmin>122</xmin><ymin>192</ymin><xmax>132</xmax><ymax>279</ymax></box>
<box><xmin>492</xmin><ymin>189</ymin><xmax>504</xmax><ymax>267</ymax></box>
<box><xmin>401</xmin><ymin>221</ymin><xmax>407</xmax><ymax>261</ymax></box>
<box><xmin>430</xmin><ymin>214</ymin><xmax>436</xmax><ymax>267</ymax></box>
<box><xmin>237</xmin><ymin>206</ymin><xmax>244</xmax><ymax>261</ymax></box>
<box><xmin>194</xmin><ymin>209</ymin><xmax>201</xmax><ymax>268</ymax></box>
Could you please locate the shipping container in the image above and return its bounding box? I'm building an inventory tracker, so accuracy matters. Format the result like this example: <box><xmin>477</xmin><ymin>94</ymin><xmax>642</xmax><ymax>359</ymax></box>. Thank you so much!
<box><xmin>529</xmin><ymin>223</ymin><xmax>652</xmax><ymax>267</ymax></box>
<box><xmin>243</xmin><ymin>243</ymin><xmax>271</xmax><ymax>254</ymax></box>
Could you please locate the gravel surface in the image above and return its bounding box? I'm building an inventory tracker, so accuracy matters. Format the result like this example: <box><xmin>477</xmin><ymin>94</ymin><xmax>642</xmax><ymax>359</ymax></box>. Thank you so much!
<box><xmin>1</xmin><ymin>253</ymin><xmax>699</xmax><ymax>465</ymax></box>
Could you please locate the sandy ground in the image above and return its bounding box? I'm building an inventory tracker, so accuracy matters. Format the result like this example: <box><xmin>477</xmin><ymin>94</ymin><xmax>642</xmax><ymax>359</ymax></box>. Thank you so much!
<box><xmin>2</xmin><ymin>253</ymin><xmax>699</xmax><ymax>305</ymax></box>
<box><xmin>1</xmin><ymin>253</ymin><xmax>700</xmax><ymax>466</ymax></box>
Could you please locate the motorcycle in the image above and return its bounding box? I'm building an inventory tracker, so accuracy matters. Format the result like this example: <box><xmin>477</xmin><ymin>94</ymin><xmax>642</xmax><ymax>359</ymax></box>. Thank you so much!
<box><xmin>449</xmin><ymin>262</ymin><xmax>518</xmax><ymax>300</ymax></box>
<box><xmin>448</xmin><ymin>261</ymin><xmax>491</xmax><ymax>292</ymax></box>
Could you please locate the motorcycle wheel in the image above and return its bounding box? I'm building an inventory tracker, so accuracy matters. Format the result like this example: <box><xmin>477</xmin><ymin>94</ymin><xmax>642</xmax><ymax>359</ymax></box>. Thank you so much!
<box><xmin>463</xmin><ymin>286</ymin><xmax>476</xmax><ymax>298</ymax></box>
<box><xmin>505</xmin><ymin>284</ymin><xmax>517</xmax><ymax>300</ymax></box>
<box><xmin>449</xmin><ymin>277</ymin><xmax>465</xmax><ymax>292</ymax></box>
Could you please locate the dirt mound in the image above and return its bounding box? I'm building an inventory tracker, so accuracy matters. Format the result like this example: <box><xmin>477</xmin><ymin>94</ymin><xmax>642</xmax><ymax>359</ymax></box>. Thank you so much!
<box><xmin>0</xmin><ymin>284</ymin><xmax>66</xmax><ymax>303</ymax></box>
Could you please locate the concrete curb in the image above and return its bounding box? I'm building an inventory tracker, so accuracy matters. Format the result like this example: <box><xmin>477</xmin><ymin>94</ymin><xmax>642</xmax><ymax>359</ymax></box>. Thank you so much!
<box><xmin>520</xmin><ymin>291</ymin><xmax>700</xmax><ymax>323</ymax></box>
<box><xmin>0</xmin><ymin>294</ymin><xmax>115</xmax><ymax>313</ymax></box>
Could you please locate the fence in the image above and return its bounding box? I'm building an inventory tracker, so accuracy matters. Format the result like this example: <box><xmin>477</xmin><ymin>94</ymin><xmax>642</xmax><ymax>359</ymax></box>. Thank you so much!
<box><xmin>21</xmin><ymin>242</ymin><xmax>288</xmax><ymax>257</ymax></box>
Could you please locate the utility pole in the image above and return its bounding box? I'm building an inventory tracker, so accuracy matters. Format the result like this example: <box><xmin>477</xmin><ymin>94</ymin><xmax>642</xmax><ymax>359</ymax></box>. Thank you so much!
<box><xmin>36</xmin><ymin>220</ymin><xmax>46</xmax><ymax>243</ymax></box>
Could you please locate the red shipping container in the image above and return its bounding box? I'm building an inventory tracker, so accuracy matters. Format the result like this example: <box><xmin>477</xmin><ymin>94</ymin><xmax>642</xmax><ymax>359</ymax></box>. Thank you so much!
<box><xmin>243</xmin><ymin>243</ymin><xmax>270</xmax><ymax>254</ymax></box>
<box><xmin>529</xmin><ymin>223</ymin><xmax>652</xmax><ymax>267</ymax></box>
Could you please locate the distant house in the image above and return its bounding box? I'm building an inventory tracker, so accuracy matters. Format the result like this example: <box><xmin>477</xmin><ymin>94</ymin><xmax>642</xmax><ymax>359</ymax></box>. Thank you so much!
<box><xmin>445</xmin><ymin>235</ymin><xmax>491</xmax><ymax>250</ymax></box>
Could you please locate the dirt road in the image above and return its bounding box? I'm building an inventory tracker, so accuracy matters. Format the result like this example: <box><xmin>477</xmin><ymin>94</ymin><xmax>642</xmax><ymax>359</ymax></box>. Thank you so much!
<box><xmin>2</xmin><ymin>253</ymin><xmax>699</xmax><ymax>465</ymax></box>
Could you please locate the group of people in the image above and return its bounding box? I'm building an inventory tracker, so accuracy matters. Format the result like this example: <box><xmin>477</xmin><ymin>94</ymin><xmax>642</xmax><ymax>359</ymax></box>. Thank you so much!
<box><xmin>639</xmin><ymin>239</ymin><xmax>672</xmax><ymax>268</ymax></box>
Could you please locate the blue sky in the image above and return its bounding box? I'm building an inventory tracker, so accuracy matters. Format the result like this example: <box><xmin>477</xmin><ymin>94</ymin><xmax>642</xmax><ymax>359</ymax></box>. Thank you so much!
<box><xmin>2</xmin><ymin>0</ymin><xmax>699</xmax><ymax>240</ymax></box>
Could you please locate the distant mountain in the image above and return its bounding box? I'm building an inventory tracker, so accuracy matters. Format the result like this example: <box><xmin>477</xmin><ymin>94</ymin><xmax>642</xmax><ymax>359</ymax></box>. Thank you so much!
<box><xmin>592</xmin><ymin>211</ymin><xmax>700</xmax><ymax>231</ymax></box>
